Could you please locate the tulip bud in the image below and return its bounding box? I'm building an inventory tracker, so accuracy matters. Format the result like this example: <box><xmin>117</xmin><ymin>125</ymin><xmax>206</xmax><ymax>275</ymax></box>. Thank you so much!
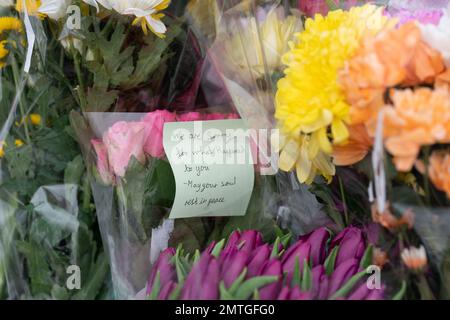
<box><xmin>247</xmin><ymin>244</ymin><xmax>271</xmax><ymax>278</ymax></box>
<box><xmin>158</xmin><ymin>281</ymin><xmax>177</xmax><ymax>300</ymax></box>
<box><xmin>146</xmin><ymin>248</ymin><xmax>176</xmax><ymax>296</ymax></box>
<box><xmin>226</xmin><ymin>230</ymin><xmax>264</xmax><ymax>253</ymax></box>
<box><xmin>330</xmin><ymin>227</ymin><xmax>366</xmax><ymax>266</ymax></box>
<box><xmin>259</xmin><ymin>259</ymin><xmax>283</xmax><ymax>300</ymax></box>
<box><xmin>219</xmin><ymin>246</ymin><xmax>249</xmax><ymax>288</ymax></box>
<box><xmin>181</xmin><ymin>253</ymin><xmax>220</xmax><ymax>300</ymax></box>
<box><xmin>300</xmin><ymin>227</ymin><xmax>330</xmax><ymax>266</ymax></box>
<box><xmin>281</xmin><ymin>240</ymin><xmax>311</xmax><ymax>283</ymax></box>
<box><xmin>327</xmin><ymin>258</ymin><xmax>359</xmax><ymax>297</ymax></box>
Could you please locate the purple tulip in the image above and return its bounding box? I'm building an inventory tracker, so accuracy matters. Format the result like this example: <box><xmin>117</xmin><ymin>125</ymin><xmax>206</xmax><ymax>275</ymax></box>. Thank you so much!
<box><xmin>327</xmin><ymin>258</ymin><xmax>359</xmax><ymax>297</ymax></box>
<box><xmin>146</xmin><ymin>248</ymin><xmax>176</xmax><ymax>296</ymax></box>
<box><xmin>158</xmin><ymin>281</ymin><xmax>177</xmax><ymax>300</ymax></box>
<box><xmin>181</xmin><ymin>253</ymin><xmax>220</xmax><ymax>300</ymax></box>
<box><xmin>330</xmin><ymin>227</ymin><xmax>366</xmax><ymax>266</ymax></box>
<box><xmin>226</xmin><ymin>230</ymin><xmax>264</xmax><ymax>253</ymax></box>
<box><xmin>347</xmin><ymin>283</ymin><xmax>384</xmax><ymax>300</ymax></box>
<box><xmin>219</xmin><ymin>246</ymin><xmax>249</xmax><ymax>288</ymax></box>
<box><xmin>300</xmin><ymin>227</ymin><xmax>330</xmax><ymax>266</ymax></box>
<box><xmin>277</xmin><ymin>287</ymin><xmax>291</xmax><ymax>300</ymax></box>
<box><xmin>259</xmin><ymin>259</ymin><xmax>283</xmax><ymax>300</ymax></box>
<box><xmin>277</xmin><ymin>286</ymin><xmax>311</xmax><ymax>300</ymax></box>
<box><xmin>247</xmin><ymin>244</ymin><xmax>271</xmax><ymax>278</ymax></box>
<box><xmin>281</xmin><ymin>240</ymin><xmax>311</xmax><ymax>283</ymax></box>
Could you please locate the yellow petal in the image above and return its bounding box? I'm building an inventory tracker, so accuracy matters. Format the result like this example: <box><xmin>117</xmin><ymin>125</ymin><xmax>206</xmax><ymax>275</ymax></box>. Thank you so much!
<box><xmin>331</xmin><ymin>119</ymin><xmax>349</xmax><ymax>144</ymax></box>
<box><xmin>316</xmin><ymin>127</ymin><xmax>333</xmax><ymax>154</ymax></box>
<box><xmin>296</xmin><ymin>143</ymin><xmax>312</xmax><ymax>183</ymax></box>
<box><xmin>279</xmin><ymin>138</ymin><xmax>300</xmax><ymax>172</ymax></box>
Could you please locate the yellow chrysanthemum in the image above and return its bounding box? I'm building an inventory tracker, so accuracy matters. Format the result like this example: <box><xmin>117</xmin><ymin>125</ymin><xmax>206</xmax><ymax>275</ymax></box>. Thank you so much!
<box><xmin>275</xmin><ymin>4</ymin><xmax>395</xmax><ymax>183</ymax></box>
<box><xmin>0</xmin><ymin>40</ymin><xmax>8</xmax><ymax>58</ymax></box>
<box><xmin>0</xmin><ymin>17</ymin><xmax>23</xmax><ymax>68</ymax></box>
<box><xmin>15</xmin><ymin>0</ymin><xmax>45</xmax><ymax>19</ymax></box>
<box><xmin>0</xmin><ymin>141</ymin><xmax>6</xmax><ymax>158</ymax></box>
<box><xmin>14</xmin><ymin>139</ymin><xmax>24</xmax><ymax>147</ymax></box>
<box><xmin>29</xmin><ymin>113</ymin><xmax>41</xmax><ymax>125</ymax></box>
<box><xmin>0</xmin><ymin>16</ymin><xmax>23</xmax><ymax>34</ymax></box>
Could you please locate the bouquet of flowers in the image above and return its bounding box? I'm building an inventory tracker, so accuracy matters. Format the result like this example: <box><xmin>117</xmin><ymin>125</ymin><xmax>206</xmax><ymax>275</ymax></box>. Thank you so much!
<box><xmin>271</xmin><ymin>0</ymin><xmax>450</xmax><ymax>300</ymax></box>
<box><xmin>1</xmin><ymin>0</ymin><xmax>449</xmax><ymax>302</ymax></box>
<box><xmin>0</xmin><ymin>1</ymin><xmax>110</xmax><ymax>299</ymax></box>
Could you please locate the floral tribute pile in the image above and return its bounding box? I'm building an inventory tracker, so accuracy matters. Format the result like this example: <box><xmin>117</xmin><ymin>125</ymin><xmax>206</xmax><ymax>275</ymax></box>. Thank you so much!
<box><xmin>0</xmin><ymin>0</ymin><xmax>448</xmax><ymax>301</ymax></box>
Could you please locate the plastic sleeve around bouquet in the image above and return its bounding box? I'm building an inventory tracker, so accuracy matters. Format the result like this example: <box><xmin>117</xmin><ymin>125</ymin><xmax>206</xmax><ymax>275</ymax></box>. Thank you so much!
<box><xmin>69</xmin><ymin>6</ymin><xmax>282</xmax><ymax>298</ymax></box>
<box><xmin>0</xmin><ymin>6</ymin><xmax>109</xmax><ymax>299</ymax></box>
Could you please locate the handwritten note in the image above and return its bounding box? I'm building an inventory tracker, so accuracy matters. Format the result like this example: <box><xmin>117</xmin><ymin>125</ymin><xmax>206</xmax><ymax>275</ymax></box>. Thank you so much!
<box><xmin>163</xmin><ymin>119</ymin><xmax>254</xmax><ymax>219</ymax></box>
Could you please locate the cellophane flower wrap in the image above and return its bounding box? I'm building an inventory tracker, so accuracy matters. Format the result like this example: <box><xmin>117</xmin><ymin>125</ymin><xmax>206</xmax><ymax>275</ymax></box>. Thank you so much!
<box><xmin>0</xmin><ymin>1</ymin><xmax>110</xmax><ymax>299</ymax></box>
<box><xmin>1</xmin><ymin>0</ymin><xmax>450</xmax><ymax>302</ymax></box>
<box><xmin>66</xmin><ymin>0</ymin><xmax>285</xmax><ymax>299</ymax></box>
<box><xmin>268</xmin><ymin>0</ymin><xmax>450</xmax><ymax>300</ymax></box>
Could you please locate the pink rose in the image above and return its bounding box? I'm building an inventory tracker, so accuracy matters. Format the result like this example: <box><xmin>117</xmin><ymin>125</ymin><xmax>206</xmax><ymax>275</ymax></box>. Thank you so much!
<box><xmin>91</xmin><ymin>139</ymin><xmax>114</xmax><ymax>185</ymax></box>
<box><xmin>103</xmin><ymin>121</ymin><xmax>147</xmax><ymax>177</ymax></box>
<box><xmin>142</xmin><ymin>110</ymin><xmax>177</xmax><ymax>158</ymax></box>
<box><xmin>177</xmin><ymin>112</ymin><xmax>203</xmax><ymax>122</ymax></box>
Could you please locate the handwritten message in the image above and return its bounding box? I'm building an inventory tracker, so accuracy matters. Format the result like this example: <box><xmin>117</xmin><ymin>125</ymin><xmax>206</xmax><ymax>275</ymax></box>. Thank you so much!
<box><xmin>163</xmin><ymin>119</ymin><xmax>254</xmax><ymax>219</ymax></box>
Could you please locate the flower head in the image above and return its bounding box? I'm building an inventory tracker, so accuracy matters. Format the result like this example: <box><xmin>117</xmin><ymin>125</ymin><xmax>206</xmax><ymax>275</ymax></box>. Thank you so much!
<box><xmin>0</xmin><ymin>16</ymin><xmax>23</xmax><ymax>68</ymax></box>
<box><xmin>428</xmin><ymin>150</ymin><xmax>450</xmax><ymax>199</ymax></box>
<box><xmin>383</xmin><ymin>88</ymin><xmax>450</xmax><ymax>171</ymax></box>
<box><xmin>38</xmin><ymin>0</ymin><xmax>72</xmax><ymax>20</ymax></box>
<box><xmin>340</xmin><ymin>22</ymin><xmax>445</xmax><ymax>133</ymax></box>
<box><xmin>225</xmin><ymin>7</ymin><xmax>302</xmax><ymax>83</ymax></box>
<box><xmin>142</xmin><ymin>110</ymin><xmax>176</xmax><ymax>158</ymax></box>
<box><xmin>91</xmin><ymin>139</ymin><xmax>114</xmax><ymax>185</ymax></box>
<box><xmin>401</xmin><ymin>246</ymin><xmax>427</xmax><ymax>272</ymax></box>
<box><xmin>84</xmin><ymin>0</ymin><xmax>171</xmax><ymax>37</ymax></box>
<box><xmin>102</xmin><ymin>121</ymin><xmax>147</xmax><ymax>177</ymax></box>
<box><xmin>275</xmin><ymin>4</ymin><xmax>393</xmax><ymax>183</ymax></box>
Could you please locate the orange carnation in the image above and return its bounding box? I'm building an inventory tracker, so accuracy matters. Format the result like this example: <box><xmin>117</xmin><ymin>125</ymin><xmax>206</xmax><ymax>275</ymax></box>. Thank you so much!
<box><xmin>383</xmin><ymin>88</ymin><xmax>450</xmax><ymax>172</ymax></box>
<box><xmin>333</xmin><ymin>124</ymin><xmax>373</xmax><ymax>166</ymax></box>
<box><xmin>428</xmin><ymin>150</ymin><xmax>450</xmax><ymax>199</ymax></box>
<box><xmin>339</xmin><ymin>23</ymin><xmax>445</xmax><ymax>134</ymax></box>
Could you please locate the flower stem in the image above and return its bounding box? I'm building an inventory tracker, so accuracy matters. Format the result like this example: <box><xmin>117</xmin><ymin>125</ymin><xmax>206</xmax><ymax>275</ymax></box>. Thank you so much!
<box><xmin>418</xmin><ymin>273</ymin><xmax>435</xmax><ymax>300</ymax></box>
<box><xmin>72</xmin><ymin>49</ymin><xmax>87</xmax><ymax>111</ymax></box>
<box><xmin>11</xmin><ymin>56</ymin><xmax>31</xmax><ymax>145</ymax></box>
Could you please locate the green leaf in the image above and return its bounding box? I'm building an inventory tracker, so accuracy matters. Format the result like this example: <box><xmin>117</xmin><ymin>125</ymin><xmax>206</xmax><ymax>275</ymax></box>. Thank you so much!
<box><xmin>392</xmin><ymin>281</ymin><xmax>407</xmax><ymax>300</ymax></box>
<box><xmin>123</xmin><ymin>23</ymin><xmax>181</xmax><ymax>88</ymax></box>
<box><xmin>72</xmin><ymin>252</ymin><xmax>109</xmax><ymax>300</ymax></box>
<box><xmin>292</xmin><ymin>258</ymin><xmax>301</xmax><ymax>287</ymax></box>
<box><xmin>228</xmin><ymin>268</ymin><xmax>247</xmax><ymax>295</ymax></box>
<box><xmin>211</xmin><ymin>239</ymin><xmax>225</xmax><ymax>258</ymax></box>
<box><xmin>174</xmin><ymin>251</ymin><xmax>188</xmax><ymax>283</ymax></box>
<box><xmin>324</xmin><ymin>246</ymin><xmax>339</xmax><ymax>276</ymax></box>
<box><xmin>5</xmin><ymin>144</ymin><xmax>35</xmax><ymax>179</ymax></box>
<box><xmin>168</xmin><ymin>283</ymin><xmax>183</xmax><ymax>300</ymax></box>
<box><xmin>149</xmin><ymin>272</ymin><xmax>161</xmax><ymax>300</ymax></box>
<box><xmin>219</xmin><ymin>282</ymin><xmax>235</xmax><ymax>300</ymax></box>
<box><xmin>359</xmin><ymin>245</ymin><xmax>373</xmax><ymax>270</ymax></box>
<box><xmin>17</xmin><ymin>240</ymin><xmax>53</xmax><ymax>296</ymax></box>
<box><xmin>280</xmin><ymin>233</ymin><xmax>292</xmax><ymax>249</ymax></box>
<box><xmin>301</xmin><ymin>261</ymin><xmax>312</xmax><ymax>292</ymax></box>
<box><xmin>329</xmin><ymin>270</ymin><xmax>367</xmax><ymax>300</ymax></box>
<box><xmin>271</xmin><ymin>237</ymin><xmax>281</xmax><ymax>258</ymax></box>
<box><xmin>234</xmin><ymin>276</ymin><xmax>278</xmax><ymax>300</ymax></box>
<box><xmin>86</xmin><ymin>88</ymin><xmax>118</xmax><ymax>112</ymax></box>
<box><xmin>64</xmin><ymin>155</ymin><xmax>85</xmax><ymax>185</ymax></box>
